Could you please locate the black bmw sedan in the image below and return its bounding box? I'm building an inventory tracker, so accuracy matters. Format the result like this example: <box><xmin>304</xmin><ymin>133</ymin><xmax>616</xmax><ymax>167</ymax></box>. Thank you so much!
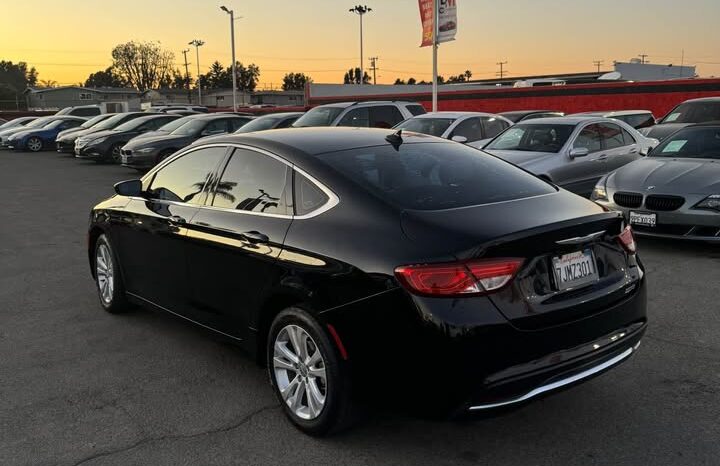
<box><xmin>88</xmin><ymin>128</ymin><xmax>646</xmax><ymax>435</ymax></box>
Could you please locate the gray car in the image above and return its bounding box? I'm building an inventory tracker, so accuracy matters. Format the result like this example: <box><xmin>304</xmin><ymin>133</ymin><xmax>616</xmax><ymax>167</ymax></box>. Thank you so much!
<box><xmin>592</xmin><ymin>123</ymin><xmax>720</xmax><ymax>241</ymax></box>
<box><xmin>640</xmin><ymin>97</ymin><xmax>720</xmax><ymax>141</ymax></box>
<box><xmin>393</xmin><ymin>111</ymin><xmax>514</xmax><ymax>148</ymax></box>
<box><xmin>484</xmin><ymin>117</ymin><xmax>658</xmax><ymax>196</ymax></box>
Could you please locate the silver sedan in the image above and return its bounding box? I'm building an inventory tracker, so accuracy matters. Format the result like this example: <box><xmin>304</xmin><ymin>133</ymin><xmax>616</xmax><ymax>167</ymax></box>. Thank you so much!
<box><xmin>592</xmin><ymin>123</ymin><xmax>720</xmax><ymax>241</ymax></box>
<box><xmin>483</xmin><ymin>117</ymin><xmax>659</xmax><ymax>196</ymax></box>
<box><xmin>393</xmin><ymin>111</ymin><xmax>514</xmax><ymax>149</ymax></box>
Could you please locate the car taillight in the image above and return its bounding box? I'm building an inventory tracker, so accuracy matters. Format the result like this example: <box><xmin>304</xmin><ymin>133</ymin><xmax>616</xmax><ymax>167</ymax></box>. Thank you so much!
<box><xmin>618</xmin><ymin>225</ymin><xmax>636</xmax><ymax>254</ymax></box>
<box><xmin>394</xmin><ymin>258</ymin><xmax>523</xmax><ymax>297</ymax></box>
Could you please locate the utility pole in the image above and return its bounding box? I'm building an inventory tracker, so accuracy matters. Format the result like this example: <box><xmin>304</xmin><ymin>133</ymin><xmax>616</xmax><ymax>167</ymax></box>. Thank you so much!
<box><xmin>349</xmin><ymin>5</ymin><xmax>372</xmax><ymax>84</ymax></box>
<box><xmin>369</xmin><ymin>56</ymin><xmax>379</xmax><ymax>85</ymax></box>
<box><xmin>496</xmin><ymin>61</ymin><xmax>508</xmax><ymax>79</ymax></box>
<box><xmin>432</xmin><ymin>0</ymin><xmax>438</xmax><ymax>111</ymax></box>
<box><xmin>189</xmin><ymin>39</ymin><xmax>205</xmax><ymax>104</ymax></box>
<box><xmin>181</xmin><ymin>49</ymin><xmax>191</xmax><ymax>103</ymax></box>
<box><xmin>593</xmin><ymin>60</ymin><xmax>604</xmax><ymax>73</ymax></box>
<box><xmin>638</xmin><ymin>53</ymin><xmax>649</xmax><ymax>64</ymax></box>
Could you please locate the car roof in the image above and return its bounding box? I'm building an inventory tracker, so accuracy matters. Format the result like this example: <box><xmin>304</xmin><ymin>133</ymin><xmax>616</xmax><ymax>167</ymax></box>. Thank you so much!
<box><xmin>253</xmin><ymin>112</ymin><xmax>305</xmax><ymax>119</ymax></box>
<box><xmin>499</xmin><ymin>110</ymin><xmax>559</xmax><ymax>116</ymax></box>
<box><xmin>683</xmin><ymin>97</ymin><xmax>720</xmax><ymax>103</ymax></box>
<box><xmin>194</xmin><ymin>127</ymin><xmax>441</xmax><ymax>156</ymax></box>
<box><xmin>410</xmin><ymin>111</ymin><xmax>504</xmax><ymax>119</ymax></box>
<box><xmin>513</xmin><ymin>116</ymin><xmax>594</xmax><ymax>125</ymax></box>
<box><xmin>688</xmin><ymin>121</ymin><xmax>720</xmax><ymax>127</ymax></box>
<box><xmin>573</xmin><ymin>110</ymin><xmax>652</xmax><ymax>117</ymax></box>
<box><xmin>317</xmin><ymin>101</ymin><xmax>421</xmax><ymax>109</ymax></box>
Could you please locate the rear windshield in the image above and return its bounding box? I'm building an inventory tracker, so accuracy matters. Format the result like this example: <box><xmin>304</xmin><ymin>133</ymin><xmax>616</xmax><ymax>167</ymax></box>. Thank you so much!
<box><xmin>93</xmin><ymin>113</ymin><xmax>133</xmax><ymax>131</ymax></box>
<box><xmin>651</xmin><ymin>126</ymin><xmax>720</xmax><ymax>159</ymax></box>
<box><xmin>293</xmin><ymin>106</ymin><xmax>344</xmax><ymax>127</ymax></box>
<box><xmin>485</xmin><ymin>123</ymin><xmax>575</xmax><ymax>153</ymax></box>
<box><xmin>80</xmin><ymin>114</ymin><xmax>110</xmax><ymax>128</ymax></box>
<box><xmin>316</xmin><ymin>142</ymin><xmax>554</xmax><ymax>210</ymax></box>
<box><xmin>394</xmin><ymin>118</ymin><xmax>455</xmax><ymax>137</ymax></box>
<box><xmin>661</xmin><ymin>102</ymin><xmax>720</xmax><ymax>124</ymax></box>
<box><xmin>236</xmin><ymin>116</ymin><xmax>282</xmax><ymax>133</ymax></box>
<box><xmin>158</xmin><ymin>116</ymin><xmax>194</xmax><ymax>132</ymax></box>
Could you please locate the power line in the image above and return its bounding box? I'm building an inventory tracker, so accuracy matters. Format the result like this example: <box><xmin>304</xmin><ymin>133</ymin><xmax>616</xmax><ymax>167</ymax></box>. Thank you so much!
<box><xmin>638</xmin><ymin>53</ymin><xmax>649</xmax><ymax>64</ymax></box>
<box><xmin>593</xmin><ymin>60</ymin><xmax>604</xmax><ymax>73</ymax></box>
<box><xmin>369</xmin><ymin>57</ymin><xmax>379</xmax><ymax>85</ymax></box>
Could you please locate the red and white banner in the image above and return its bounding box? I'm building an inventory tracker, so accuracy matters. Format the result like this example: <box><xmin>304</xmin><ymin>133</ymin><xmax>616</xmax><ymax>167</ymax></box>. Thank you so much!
<box><xmin>419</xmin><ymin>0</ymin><xmax>457</xmax><ymax>47</ymax></box>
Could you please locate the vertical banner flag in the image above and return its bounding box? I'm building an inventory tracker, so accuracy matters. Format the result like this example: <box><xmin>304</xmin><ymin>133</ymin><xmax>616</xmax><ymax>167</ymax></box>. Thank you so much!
<box><xmin>419</xmin><ymin>0</ymin><xmax>434</xmax><ymax>47</ymax></box>
<box><xmin>419</xmin><ymin>0</ymin><xmax>457</xmax><ymax>47</ymax></box>
<box><xmin>436</xmin><ymin>0</ymin><xmax>458</xmax><ymax>44</ymax></box>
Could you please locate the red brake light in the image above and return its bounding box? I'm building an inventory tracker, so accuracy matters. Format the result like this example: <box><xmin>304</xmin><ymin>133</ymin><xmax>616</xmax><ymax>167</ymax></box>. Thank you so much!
<box><xmin>618</xmin><ymin>225</ymin><xmax>637</xmax><ymax>254</ymax></box>
<box><xmin>395</xmin><ymin>258</ymin><xmax>524</xmax><ymax>297</ymax></box>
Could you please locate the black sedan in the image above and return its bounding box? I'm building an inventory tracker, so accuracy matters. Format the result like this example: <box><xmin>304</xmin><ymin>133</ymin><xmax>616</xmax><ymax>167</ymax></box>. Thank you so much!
<box><xmin>234</xmin><ymin>112</ymin><xmax>303</xmax><ymax>133</ymax></box>
<box><xmin>499</xmin><ymin>110</ymin><xmax>564</xmax><ymax>123</ymax></box>
<box><xmin>119</xmin><ymin>114</ymin><xmax>253</xmax><ymax>169</ymax></box>
<box><xmin>75</xmin><ymin>114</ymin><xmax>180</xmax><ymax>163</ymax></box>
<box><xmin>88</xmin><ymin>128</ymin><xmax>646</xmax><ymax>435</ymax></box>
<box><xmin>59</xmin><ymin>112</ymin><xmax>147</xmax><ymax>154</ymax></box>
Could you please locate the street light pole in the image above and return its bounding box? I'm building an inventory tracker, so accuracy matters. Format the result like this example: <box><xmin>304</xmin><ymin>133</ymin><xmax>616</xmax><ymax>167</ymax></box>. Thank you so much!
<box><xmin>349</xmin><ymin>5</ymin><xmax>372</xmax><ymax>84</ymax></box>
<box><xmin>221</xmin><ymin>6</ymin><xmax>238</xmax><ymax>111</ymax></box>
<box><xmin>189</xmin><ymin>39</ymin><xmax>205</xmax><ymax>105</ymax></box>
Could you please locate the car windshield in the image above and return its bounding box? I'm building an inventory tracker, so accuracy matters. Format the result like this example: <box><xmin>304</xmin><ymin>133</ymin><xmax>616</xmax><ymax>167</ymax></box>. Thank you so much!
<box><xmin>26</xmin><ymin>117</ymin><xmax>53</xmax><ymax>128</ymax></box>
<box><xmin>293</xmin><ymin>106</ymin><xmax>344</xmax><ymax>127</ymax></box>
<box><xmin>80</xmin><ymin>114</ymin><xmax>110</xmax><ymax>128</ymax></box>
<box><xmin>0</xmin><ymin>117</ymin><xmax>33</xmax><ymax>130</ymax></box>
<box><xmin>236</xmin><ymin>116</ymin><xmax>283</xmax><ymax>133</ymax></box>
<box><xmin>394</xmin><ymin>118</ymin><xmax>455</xmax><ymax>137</ymax></box>
<box><xmin>114</xmin><ymin>118</ymin><xmax>153</xmax><ymax>132</ymax></box>
<box><xmin>661</xmin><ymin>102</ymin><xmax>720</xmax><ymax>124</ymax></box>
<box><xmin>485</xmin><ymin>123</ymin><xmax>575</xmax><ymax>153</ymax></box>
<box><xmin>170</xmin><ymin>119</ymin><xmax>206</xmax><ymax>136</ymax></box>
<box><xmin>158</xmin><ymin>116</ymin><xmax>194</xmax><ymax>132</ymax></box>
<box><xmin>650</xmin><ymin>126</ymin><xmax>720</xmax><ymax>159</ymax></box>
<box><xmin>316</xmin><ymin>142</ymin><xmax>555</xmax><ymax>211</ymax></box>
<box><xmin>92</xmin><ymin>113</ymin><xmax>133</xmax><ymax>131</ymax></box>
<box><xmin>44</xmin><ymin>120</ymin><xmax>66</xmax><ymax>129</ymax></box>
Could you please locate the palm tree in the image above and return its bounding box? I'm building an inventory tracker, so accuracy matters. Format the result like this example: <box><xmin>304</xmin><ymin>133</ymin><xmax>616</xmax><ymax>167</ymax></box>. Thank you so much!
<box><xmin>39</xmin><ymin>79</ymin><xmax>57</xmax><ymax>88</ymax></box>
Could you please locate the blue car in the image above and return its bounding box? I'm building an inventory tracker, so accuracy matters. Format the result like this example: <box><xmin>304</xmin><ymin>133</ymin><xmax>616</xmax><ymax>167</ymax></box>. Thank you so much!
<box><xmin>7</xmin><ymin>117</ymin><xmax>86</xmax><ymax>152</ymax></box>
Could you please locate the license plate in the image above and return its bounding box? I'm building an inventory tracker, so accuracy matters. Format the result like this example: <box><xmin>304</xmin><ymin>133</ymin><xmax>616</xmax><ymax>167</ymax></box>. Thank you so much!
<box><xmin>552</xmin><ymin>250</ymin><xmax>599</xmax><ymax>291</ymax></box>
<box><xmin>629</xmin><ymin>211</ymin><xmax>657</xmax><ymax>227</ymax></box>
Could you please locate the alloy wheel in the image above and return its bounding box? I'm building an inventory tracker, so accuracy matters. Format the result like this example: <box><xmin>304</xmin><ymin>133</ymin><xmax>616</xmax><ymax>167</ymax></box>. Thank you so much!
<box><xmin>110</xmin><ymin>145</ymin><xmax>122</xmax><ymax>163</ymax></box>
<box><xmin>95</xmin><ymin>243</ymin><xmax>114</xmax><ymax>304</ymax></box>
<box><xmin>273</xmin><ymin>324</ymin><xmax>327</xmax><ymax>420</ymax></box>
<box><xmin>27</xmin><ymin>137</ymin><xmax>42</xmax><ymax>152</ymax></box>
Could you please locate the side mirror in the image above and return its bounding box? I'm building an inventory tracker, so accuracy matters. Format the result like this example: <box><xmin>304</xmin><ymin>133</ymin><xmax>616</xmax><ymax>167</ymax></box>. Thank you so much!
<box><xmin>114</xmin><ymin>179</ymin><xmax>143</xmax><ymax>197</ymax></box>
<box><xmin>639</xmin><ymin>146</ymin><xmax>652</xmax><ymax>156</ymax></box>
<box><xmin>451</xmin><ymin>135</ymin><xmax>468</xmax><ymax>143</ymax></box>
<box><xmin>569</xmin><ymin>147</ymin><xmax>590</xmax><ymax>158</ymax></box>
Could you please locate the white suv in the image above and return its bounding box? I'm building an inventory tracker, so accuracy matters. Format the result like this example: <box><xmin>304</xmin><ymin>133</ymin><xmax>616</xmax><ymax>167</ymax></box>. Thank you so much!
<box><xmin>293</xmin><ymin>101</ymin><xmax>426</xmax><ymax>129</ymax></box>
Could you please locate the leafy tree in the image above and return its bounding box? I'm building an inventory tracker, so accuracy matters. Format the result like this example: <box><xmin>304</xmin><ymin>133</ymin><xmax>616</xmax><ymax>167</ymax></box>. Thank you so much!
<box><xmin>205</xmin><ymin>61</ymin><xmax>231</xmax><ymax>89</ymax></box>
<box><xmin>394</xmin><ymin>78</ymin><xmax>406</xmax><ymax>85</ymax></box>
<box><xmin>171</xmin><ymin>69</ymin><xmax>192</xmax><ymax>90</ymax></box>
<box><xmin>236</xmin><ymin>62</ymin><xmax>260</xmax><ymax>92</ymax></box>
<box><xmin>343</xmin><ymin>68</ymin><xmax>370</xmax><ymax>84</ymax></box>
<box><xmin>0</xmin><ymin>61</ymin><xmax>38</xmax><ymax>108</ymax></box>
<box><xmin>84</xmin><ymin>67</ymin><xmax>127</xmax><ymax>88</ymax></box>
<box><xmin>110</xmin><ymin>41</ymin><xmax>175</xmax><ymax>91</ymax></box>
<box><xmin>447</xmin><ymin>70</ymin><xmax>473</xmax><ymax>83</ymax></box>
<box><xmin>201</xmin><ymin>61</ymin><xmax>260</xmax><ymax>92</ymax></box>
<box><xmin>282</xmin><ymin>72</ymin><xmax>312</xmax><ymax>91</ymax></box>
<box><xmin>407</xmin><ymin>77</ymin><xmax>417</xmax><ymax>85</ymax></box>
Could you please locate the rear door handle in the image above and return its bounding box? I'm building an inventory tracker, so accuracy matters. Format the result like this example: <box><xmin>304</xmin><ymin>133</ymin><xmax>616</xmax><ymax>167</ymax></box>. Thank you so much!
<box><xmin>241</xmin><ymin>231</ymin><xmax>269</xmax><ymax>244</ymax></box>
<box><xmin>168</xmin><ymin>215</ymin><xmax>186</xmax><ymax>225</ymax></box>
<box><xmin>596</xmin><ymin>154</ymin><xmax>608</xmax><ymax>160</ymax></box>
<box><xmin>629</xmin><ymin>148</ymin><xmax>638</xmax><ymax>153</ymax></box>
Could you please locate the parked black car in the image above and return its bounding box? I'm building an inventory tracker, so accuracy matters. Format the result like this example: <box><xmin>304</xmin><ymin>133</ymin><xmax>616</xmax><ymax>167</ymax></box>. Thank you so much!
<box><xmin>75</xmin><ymin>114</ymin><xmax>181</xmax><ymax>163</ymax></box>
<box><xmin>641</xmin><ymin>97</ymin><xmax>720</xmax><ymax>140</ymax></box>
<box><xmin>234</xmin><ymin>112</ymin><xmax>303</xmax><ymax>133</ymax></box>
<box><xmin>89</xmin><ymin>128</ymin><xmax>646</xmax><ymax>435</ymax></box>
<box><xmin>499</xmin><ymin>110</ymin><xmax>565</xmax><ymax>123</ymax></box>
<box><xmin>571</xmin><ymin>110</ymin><xmax>656</xmax><ymax>130</ymax></box>
<box><xmin>55</xmin><ymin>114</ymin><xmax>116</xmax><ymax>151</ymax></box>
<box><xmin>120</xmin><ymin>114</ymin><xmax>252</xmax><ymax>169</ymax></box>
<box><xmin>58</xmin><ymin>112</ymin><xmax>147</xmax><ymax>154</ymax></box>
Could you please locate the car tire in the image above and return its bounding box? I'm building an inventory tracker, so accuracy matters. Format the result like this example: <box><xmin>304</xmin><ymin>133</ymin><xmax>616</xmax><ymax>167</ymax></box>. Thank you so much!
<box><xmin>93</xmin><ymin>234</ymin><xmax>130</xmax><ymax>314</ymax></box>
<box><xmin>109</xmin><ymin>144</ymin><xmax>123</xmax><ymax>164</ymax></box>
<box><xmin>156</xmin><ymin>149</ymin><xmax>175</xmax><ymax>165</ymax></box>
<box><xmin>26</xmin><ymin>136</ymin><xmax>43</xmax><ymax>152</ymax></box>
<box><xmin>267</xmin><ymin>307</ymin><xmax>355</xmax><ymax>436</ymax></box>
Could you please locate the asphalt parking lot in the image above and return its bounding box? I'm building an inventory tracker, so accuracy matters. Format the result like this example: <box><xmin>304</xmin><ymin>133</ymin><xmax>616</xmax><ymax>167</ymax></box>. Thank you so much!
<box><xmin>1</xmin><ymin>150</ymin><xmax>719</xmax><ymax>466</ymax></box>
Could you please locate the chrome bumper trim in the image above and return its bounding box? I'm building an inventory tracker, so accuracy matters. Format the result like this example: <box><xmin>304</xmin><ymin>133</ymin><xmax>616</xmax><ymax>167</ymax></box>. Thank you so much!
<box><xmin>468</xmin><ymin>345</ymin><xmax>636</xmax><ymax>411</ymax></box>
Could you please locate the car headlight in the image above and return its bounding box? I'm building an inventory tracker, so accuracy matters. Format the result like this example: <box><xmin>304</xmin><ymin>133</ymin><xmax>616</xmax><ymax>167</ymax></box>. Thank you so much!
<box><xmin>694</xmin><ymin>194</ymin><xmax>720</xmax><ymax>212</ymax></box>
<box><xmin>591</xmin><ymin>180</ymin><xmax>608</xmax><ymax>201</ymax></box>
<box><xmin>136</xmin><ymin>147</ymin><xmax>155</xmax><ymax>154</ymax></box>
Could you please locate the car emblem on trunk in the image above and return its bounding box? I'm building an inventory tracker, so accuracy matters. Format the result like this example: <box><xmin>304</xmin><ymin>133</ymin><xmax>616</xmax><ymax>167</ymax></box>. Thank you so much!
<box><xmin>646</xmin><ymin>186</ymin><xmax>655</xmax><ymax>190</ymax></box>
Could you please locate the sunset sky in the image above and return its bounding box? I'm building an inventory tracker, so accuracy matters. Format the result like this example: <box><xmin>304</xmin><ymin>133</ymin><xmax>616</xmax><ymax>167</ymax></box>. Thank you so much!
<box><xmin>2</xmin><ymin>0</ymin><xmax>719</xmax><ymax>89</ymax></box>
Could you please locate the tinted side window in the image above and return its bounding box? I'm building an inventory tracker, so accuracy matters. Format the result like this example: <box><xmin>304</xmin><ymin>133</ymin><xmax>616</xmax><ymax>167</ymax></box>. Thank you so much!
<box><xmin>230</xmin><ymin>118</ymin><xmax>250</xmax><ymax>131</ymax></box>
<box><xmin>61</xmin><ymin>120</ymin><xmax>82</xmax><ymax>130</ymax></box>
<box><xmin>600</xmin><ymin>123</ymin><xmax>626</xmax><ymax>150</ymax></box>
<box><xmin>621</xmin><ymin>128</ymin><xmax>636</xmax><ymax>145</ymax></box>
<box><xmin>337</xmin><ymin>108</ymin><xmax>370</xmax><ymax>127</ymax></box>
<box><xmin>147</xmin><ymin>147</ymin><xmax>227</xmax><ymax>205</ymax></box>
<box><xmin>406</xmin><ymin>104</ymin><xmax>427</xmax><ymax>116</ymax></box>
<box><xmin>370</xmin><ymin>106</ymin><xmax>405</xmax><ymax>128</ymax></box>
<box><xmin>481</xmin><ymin>117</ymin><xmax>510</xmax><ymax>139</ymax></box>
<box><xmin>450</xmin><ymin>118</ymin><xmax>484</xmax><ymax>142</ymax></box>
<box><xmin>202</xmin><ymin>119</ymin><xmax>229</xmax><ymax>136</ymax></box>
<box><xmin>574</xmin><ymin>124</ymin><xmax>603</xmax><ymax>152</ymax></box>
<box><xmin>212</xmin><ymin>149</ymin><xmax>288</xmax><ymax>215</ymax></box>
<box><xmin>294</xmin><ymin>172</ymin><xmax>329</xmax><ymax>216</ymax></box>
<box><xmin>275</xmin><ymin>117</ymin><xmax>298</xmax><ymax>128</ymax></box>
<box><xmin>625</xmin><ymin>114</ymin><xmax>655</xmax><ymax>129</ymax></box>
<box><xmin>72</xmin><ymin>108</ymin><xmax>101</xmax><ymax>117</ymax></box>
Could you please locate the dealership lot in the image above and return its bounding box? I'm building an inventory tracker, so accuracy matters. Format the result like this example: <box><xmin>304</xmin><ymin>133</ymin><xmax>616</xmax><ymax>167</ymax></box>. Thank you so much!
<box><xmin>1</xmin><ymin>151</ymin><xmax>719</xmax><ymax>465</ymax></box>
